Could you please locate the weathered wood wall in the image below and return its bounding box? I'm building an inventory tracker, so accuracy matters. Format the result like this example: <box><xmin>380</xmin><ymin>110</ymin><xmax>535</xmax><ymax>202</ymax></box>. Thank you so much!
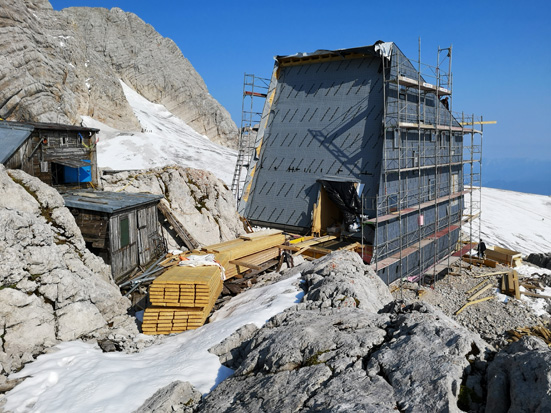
<box><xmin>4</xmin><ymin>128</ymin><xmax>98</xmax><ymax>186</ymax></box>
<box><xmin>137</xmin><ymin>205</ymin><xmax>160</xmax><ymax>266</ymax></box>
<box><xmin>110</xmin><ymin>210</ymin><xmax>139</xmax><ymax>281</ymax></box>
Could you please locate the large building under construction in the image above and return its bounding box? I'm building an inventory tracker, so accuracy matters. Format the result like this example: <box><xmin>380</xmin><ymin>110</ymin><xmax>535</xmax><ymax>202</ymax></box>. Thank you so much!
<box><xmin>235</xmin><ymin>41</ymin><xmax>482</xmax><ymax>284</ymax></box>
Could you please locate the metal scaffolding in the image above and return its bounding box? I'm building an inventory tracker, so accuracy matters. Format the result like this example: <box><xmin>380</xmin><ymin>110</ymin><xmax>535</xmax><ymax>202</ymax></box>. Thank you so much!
<box><xmin>364</xmin><ymin>41</ymin><xmax>483</xmax><ymax>286</ymax></box>
<box><xmin>231</xmin><ymin>73</ymin><xmax>270</xmax><ymax>202</ymax></box>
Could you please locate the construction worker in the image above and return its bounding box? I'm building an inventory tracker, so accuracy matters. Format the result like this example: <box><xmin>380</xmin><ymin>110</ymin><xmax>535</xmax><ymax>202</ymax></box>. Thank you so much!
<box><xmin>477</xmin><ymin>239</ymin><xmax>486</xmax><ymax>259</ymax></box>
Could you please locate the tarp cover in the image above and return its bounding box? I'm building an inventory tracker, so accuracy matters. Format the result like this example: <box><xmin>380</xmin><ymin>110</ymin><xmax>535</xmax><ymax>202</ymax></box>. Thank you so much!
<box><xmin>319</xmin><ymin>180</ymin><xmax>362</xmax><ymax>226</ymax></box>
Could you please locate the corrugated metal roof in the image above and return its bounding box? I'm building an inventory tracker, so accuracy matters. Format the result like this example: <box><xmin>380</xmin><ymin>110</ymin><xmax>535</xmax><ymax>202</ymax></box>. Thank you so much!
<box><xmin>62</xmin><ymin>190</ymin><xmax>163</xmax><ymax>214</ymax></box>
<box><xmin>0</xmin><ymin>122</ymin><xmax>34</xmax><ymax>163</ymax></box>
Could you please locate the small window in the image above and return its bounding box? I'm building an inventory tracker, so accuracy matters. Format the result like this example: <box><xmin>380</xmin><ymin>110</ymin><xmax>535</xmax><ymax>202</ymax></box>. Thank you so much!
<box><xmin>60</xmin><ymin>134</ymin><xmax>69</xmax><ymax>146</ymax></box>
<box><xmin>120</xmin><ymin>216</ymin><xmax>130</xmax><ymax>247</ymax></box>
<box><xmin>393</xmin><ymin>129</ymin><xmax>400</xmax><ymax>149</ymax></box>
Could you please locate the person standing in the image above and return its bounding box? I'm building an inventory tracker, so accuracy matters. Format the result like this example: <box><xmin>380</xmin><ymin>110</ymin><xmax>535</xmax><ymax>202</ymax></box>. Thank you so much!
<box><xmin>477</xmin><ymin>239</ymin><xmax>487</xmax><ymax>259</ymax></box>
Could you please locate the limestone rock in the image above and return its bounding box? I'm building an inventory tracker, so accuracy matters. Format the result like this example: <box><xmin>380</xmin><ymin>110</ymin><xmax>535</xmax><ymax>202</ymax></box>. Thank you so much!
<box><xmin>134</xmin><ymin>381</ymin><xmax>202</xmax><ymax>413</ymax></box>
<box><xmin>198</xmin><ymin>252</ymin><xmax>492</xmax><ymax>413</ymax></box>
<box><xmin>486</xmin><ymin>336</ymin><xmax>551</xmax><ymax>413</ymax></box>
<box><xmin>526</xmin><ymin>252</ymin><xmax>551</xmax><ymax>270</ymax></box>
<box><xmin>101</xmin><ymin>166</ymin><xmax>244</xmax><ymax>248</ymax></box>
<box><xmin>370</xmin><ymin>302</ymin><xmax>492</xmax><ymax>413</ymax></box>
<box><xmin>56</xmin><ymin>301</ymin><xmax>107</xmax><ymax>341</ymax></box>
<box><xmin>0</xmin><ymin>165</ymin><xmax>136</xmax><ymax>383</ymax></box>
<box><xmin>0</xmin><ymin>0</ymin><xmax>237</xmax><ymax>147</ymax></box>
<box><xmin>302</xmin><ymin>250</ymin><xmax>393</xmax><ymax>312</ymax></box>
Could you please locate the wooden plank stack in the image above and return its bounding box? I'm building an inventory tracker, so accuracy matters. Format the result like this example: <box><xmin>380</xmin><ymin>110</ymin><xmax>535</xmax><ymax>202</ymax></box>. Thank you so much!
<box><xmin>200</xmin><ymin>230</ymin><xmax>286</xmax><ymax>279</ymax></box>
<box><xmin>142</xmin><ymin>264</ymin><xmax>223</xmax><ymax>335</ymax></box>
<box><xmin>486</xmin><ymin>246</ymin><xmax>523</xmax><ymax>267</ymax></box>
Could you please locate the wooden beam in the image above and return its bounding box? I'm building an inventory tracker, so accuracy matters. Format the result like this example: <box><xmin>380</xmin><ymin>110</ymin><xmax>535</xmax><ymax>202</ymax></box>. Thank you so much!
<box><xmin>473</xmin><ymin>271</ymin><xmax>509</xmax><ymax>278</ymax></box>
<box><xmin>466</xmin><ymin>280</ymin><xmax>490</xmax><ymax>295</ymax></box>
<box><xmin>468</xmin><ymin>283</ymin><xmax>494</xmax><ymax>302</ymax></box>
<box><xmin>455</xmin><ymin>295</ymin><xmax>495</xmax><ymax>315</ymax></box>
<box><xmin>228</xmin><ymin>260</ymin><xmax>263</xmax><ymax>271</ymax></box>
<box><xmin>521</xmin><ymin>291</ymin><xmax>551</xmax><ymax>299</ymax></box>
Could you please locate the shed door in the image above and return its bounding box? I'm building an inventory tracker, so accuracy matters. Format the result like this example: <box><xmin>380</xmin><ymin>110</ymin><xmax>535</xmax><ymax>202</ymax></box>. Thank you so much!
<box><xmin>137</xmin><ymin>208</ymin><xmax>151</xmax><ymax>265</ymax></box>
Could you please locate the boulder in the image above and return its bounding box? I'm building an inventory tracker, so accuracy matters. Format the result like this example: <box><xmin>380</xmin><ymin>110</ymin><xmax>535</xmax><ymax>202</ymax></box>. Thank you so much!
<box><xmin>486</xmin><ymin>336</ymin><xmax>551</xmax><ymax>413</ymax></box>
<box><xmin>134</xmin><ymin>381</ymin><xmax>202</xmax><ymax>413</ymax></box>
<box><xmin>197</xmin><ymin>252</ymin><xmax>493</xmax><ymax>413</ymax></box>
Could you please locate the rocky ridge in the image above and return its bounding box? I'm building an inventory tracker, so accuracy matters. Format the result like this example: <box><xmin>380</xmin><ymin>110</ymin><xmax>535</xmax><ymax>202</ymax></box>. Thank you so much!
<box><xmin>0</xmin><ymin>165</ymin><xmax>139</xmax><ymax>392</ymax></box>
<box><xmin>100</xmin><ymin>166</ymin><xmax>244</xmax><ymax>248</ymax></box>
<box><xmin>0</xmin><ymin>0</ymin><xmax>237</xmax><ymax>147</ymax></box>
<box><xmin>134</xmin><ymin>251</ymin><xmax>551</xmax><ymax>413</ymax></box>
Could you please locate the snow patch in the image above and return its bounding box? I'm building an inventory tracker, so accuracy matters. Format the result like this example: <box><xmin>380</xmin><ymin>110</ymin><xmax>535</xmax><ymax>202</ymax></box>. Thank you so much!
<box><xmin>82</xmin><ymin>80</ymin><xmax>237</xmax><ymax>184</ymax></box>
<box><xmin>4</xmin><ymin>274</ymin><xmax>303</xmax><ymax>412</ymax></box>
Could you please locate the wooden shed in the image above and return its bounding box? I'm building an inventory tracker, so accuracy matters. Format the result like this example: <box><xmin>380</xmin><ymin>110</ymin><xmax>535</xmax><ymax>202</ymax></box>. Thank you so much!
<box><xmin>0</xmin><ymin>120</ymin><xmax>99</xmax><ymax>187</ymax></box>
<box><xmin>62</xmin><ymin>190</ymin><xmax>165</xmax><ymax>283</ymax></box>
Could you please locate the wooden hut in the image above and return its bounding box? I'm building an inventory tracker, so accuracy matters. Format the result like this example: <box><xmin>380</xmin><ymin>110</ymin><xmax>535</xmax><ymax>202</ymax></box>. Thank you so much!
<box><xmin>62</xmin><ymin>190</ymin><xmax>164</xmax><ymax>282</ymax></box>
<box><xmin>0</xmin><ymin>120</ymin><xmax>99</xmax><ymax>187</ymax></box>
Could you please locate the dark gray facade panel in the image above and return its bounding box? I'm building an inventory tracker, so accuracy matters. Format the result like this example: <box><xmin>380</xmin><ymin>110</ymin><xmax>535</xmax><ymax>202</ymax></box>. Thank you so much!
<box><xmin>244</xmin><ymin>56</ymin><xmax>385</xmax><ymax>229</ymax></box>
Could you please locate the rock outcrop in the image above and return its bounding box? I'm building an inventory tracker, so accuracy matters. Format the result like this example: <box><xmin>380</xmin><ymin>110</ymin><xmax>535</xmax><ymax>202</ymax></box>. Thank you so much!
<box><xmin>526</xmin><ymin>252</ymin><xmax>551</xmax><ymax>270</ymax></box>
<box><xmin>0</xmin><ymin>165</ymin><xmax>136</xmax><ymax>391</ymax></box>
<box><xmin>485</xmin><ymin>336</ymin><xmax>551</xmax><ymax>413</ymax></box>
<box><xmin>101</xmin><ymin>166</ymin><xmax>244</xmax><ymax>248</ymax></box>
<box><xmin>196</xmin><ymin>251</ymin><xmax>493</xmax><ymax>413</ymax></box>
<box><xmin>134</xmin><ymin>381</ymin><xmax>202</xmax><ymax>413</ymax></box>
<box><xmin>0</xmin><ymin>0</ymin><xmax>237</xmax><ymax>147</ymax></box>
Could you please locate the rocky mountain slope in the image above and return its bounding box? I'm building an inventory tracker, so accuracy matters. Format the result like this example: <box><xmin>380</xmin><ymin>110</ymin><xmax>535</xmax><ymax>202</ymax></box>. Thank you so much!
<box><xmin>136</xmin><ymin>252</ymin><xmax>551</xmax><ymax>413</ymax></box>
<box><xmin>0</xmin><ymin>165</ymin><xmax>138</xmax><ymax>392</ymax></box>
<box><xmin>0</xmin><ymin>0</ymin><xmax>237</xmax><ymax>147</ymax></box>
<box><xmin>100</xmin><ymin>165</ymin><xmax>244</xmax><ymax>248</ymax></box>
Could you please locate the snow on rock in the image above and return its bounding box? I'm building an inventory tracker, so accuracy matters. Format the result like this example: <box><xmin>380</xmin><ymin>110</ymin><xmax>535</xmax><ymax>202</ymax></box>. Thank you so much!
<box><xmin>3</xmin><ymin>273</ymin><xmax>304</xmax><ymax>412</ymax></box>
<box><xmin>0</xmin><ymin>166</ymin><xmax>136</xmax><ymax>392</ymax></box>
<box><xmin>100</xmin><ymin>165</ymin><xmax>244</xmax><ymax>248</ymax></box>
<box><xmin>85</xmin><ymin>81</ymin><xmax>237</xmax><ymax>186</ymax></box>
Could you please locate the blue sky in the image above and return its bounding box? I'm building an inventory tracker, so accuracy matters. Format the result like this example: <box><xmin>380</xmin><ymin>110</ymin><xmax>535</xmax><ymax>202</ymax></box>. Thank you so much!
<box><xmin>50</xmin><ymin>0</ymin><xmax>551</xmax><ymax>193</ymax></box>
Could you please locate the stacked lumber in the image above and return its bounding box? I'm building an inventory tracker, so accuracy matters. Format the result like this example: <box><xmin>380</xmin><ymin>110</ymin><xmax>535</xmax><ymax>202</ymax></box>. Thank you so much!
<box><xmin>142</xmin><ymin>307</ymin><xmax>210</xmax><ymax>334</ymax></box>
<box><xmin>149</xmin><ymin>265</ymin><xmax>222</xmax><ymax>307</ymax></box>
<box><xmin>486</xmin><ymin>245</ymin><xmax>522</xmax><ymax>267</ymax></box>
<box><xmin>508</xmin><ymin>326</ymin><xmax>551</xmax><ymax>346</ymax></box>
<box><xmin>142</xmin><ymin>264</ymin><xmax>223</xmax><ymax>335</ymax></box>
<box><xmin>200</xmin><ymin>230</ymin><xmax>286</xmax><ymax>279</ymax></box>
<box><xmin>500</xmin><ymin>270</ymin><xmax>521</xmax><ymax>299</ymax></box>
<box><xmin>462</xmin><ymin>255</ymin><xmax>498</xmax><ymax>268</ymax></box>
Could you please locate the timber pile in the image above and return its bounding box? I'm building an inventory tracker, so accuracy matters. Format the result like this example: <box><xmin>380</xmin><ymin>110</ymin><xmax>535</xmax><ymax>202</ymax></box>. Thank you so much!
<box><xmin>199</xmin><ymin>230</ymin><xmax>286</xmax><ymax>279</ymax></box>
<box><xmin>486</xmin><ymin>245</ymin><xmax>522</xmax><ymax>267</ymax></box>
<box><xmin>462</xmin><ymin>255</ymin><xmax>498</xmax><ymax>268</ymax></box>
<box><xmin>500</xmin><ymin>270</ymin><xmax>521</xmax><ymax>300</ymax></box>
<box><xmin>149</xmin><ymin>265</ymin><xmax>222</xmax><ymax>307</ymax></box>
<box><xmin>142</xmin><ymin>265</ymin><xmax>223</xmax><ymax>335</ymax></box>
<box><xmin>142</xmin><ymin>230</ymin><xmax>286</xmax><ymax>334</ymax></box>
<box><xmin>508</xmin><ymin>326</ymin><xmax>551</xmax><ymax>346</ymax></box>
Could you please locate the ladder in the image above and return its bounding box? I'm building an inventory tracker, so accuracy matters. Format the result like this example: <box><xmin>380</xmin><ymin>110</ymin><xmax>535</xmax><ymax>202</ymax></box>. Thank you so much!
<box><xmin>230</xmin><ymin>73</ymin><xmax>270</xmax><ymax>202</ymax></box>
